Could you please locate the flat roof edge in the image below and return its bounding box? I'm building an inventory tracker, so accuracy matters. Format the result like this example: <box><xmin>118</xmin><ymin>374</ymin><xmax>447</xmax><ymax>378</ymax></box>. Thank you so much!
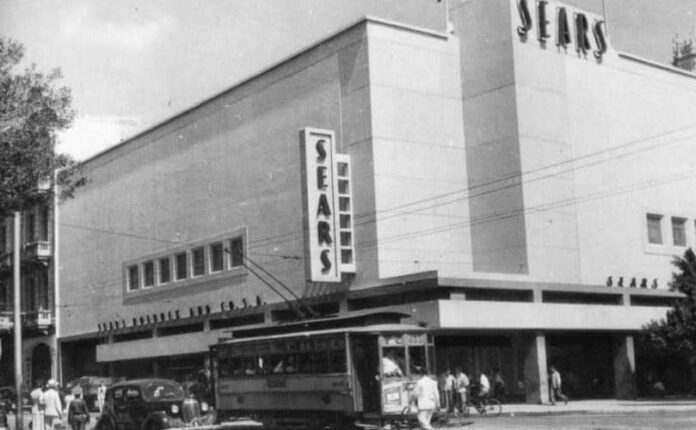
<box><xmin>76</xmin><ymin>16</ymin><xmax>448</xmax><ymax>168</ymax></box>
<box><xmin>618</xmin><ymin>51</ymin><xmax>696</xmax><ymax>80</ymax></box>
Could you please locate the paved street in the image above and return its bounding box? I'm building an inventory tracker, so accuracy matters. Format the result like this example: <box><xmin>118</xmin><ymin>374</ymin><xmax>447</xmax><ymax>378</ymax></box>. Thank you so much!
<box><xmin>452</xmin><ymin>410</ymin><xmax>696</xmax><ymax>429</ymax></box>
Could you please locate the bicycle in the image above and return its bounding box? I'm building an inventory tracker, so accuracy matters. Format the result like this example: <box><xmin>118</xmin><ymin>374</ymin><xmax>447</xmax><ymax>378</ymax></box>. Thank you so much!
<box><xmin>460</xmin><ymin>394</ymin><xmax>502</xmax><ymax>418</ymax></box>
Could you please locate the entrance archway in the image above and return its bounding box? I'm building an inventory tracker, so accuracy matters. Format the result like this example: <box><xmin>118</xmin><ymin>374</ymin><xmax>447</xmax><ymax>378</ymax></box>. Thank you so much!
<box><xmin>31</xmin><ymin>343</ymin><xmax>51</xmax><ymax>386</ymax></box>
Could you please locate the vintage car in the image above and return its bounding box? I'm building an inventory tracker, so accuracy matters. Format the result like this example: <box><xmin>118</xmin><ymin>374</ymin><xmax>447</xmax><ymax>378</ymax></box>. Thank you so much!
<box><xmin>94</xmin><ymin>379</ymin><xmax>218</xmax><ymax>430</ymax></box>
<box><xmin>68</xmin><ymin>376</ymin><xmax>125</xmax><ymax>411</ymax></box>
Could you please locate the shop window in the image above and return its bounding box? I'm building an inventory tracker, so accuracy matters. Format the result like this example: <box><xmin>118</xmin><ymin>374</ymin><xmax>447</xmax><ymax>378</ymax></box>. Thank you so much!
<box><xmin>175</xmin><ymin>252</ymin><xmax>188</xmax><ymax>280</ymax></box>
<box><xmin>672</xmin><ymin>217</ymin><xmax>687</xmax><ymax>246</ymax></box>
<box><xmin>230</xmin><ymin>238</ymin><xmax>243</xmax><ymax>267</ymax></box>
<box><xmin>210</xmin><ymin>242</ymin><xmax>224</xmax><ymax>272</ymax></box>
<box><xmin>192</xmin><ymin>247</ymin><xmax>205</xmax><ymax>276</ymax></box>
<box><xmin>128</xmin><ymin>265</ymin><xmax>140</xmax><ymax>291</ymax></box>
<box><xmin>159</xmin><ymin>257</ymin><xmax>171</xmax><ymax>284</ymax></box>
<box><xmin>143</xmin><ymin>261</ymin><xmax>155</xmax><ymax>287</ymax></box>
<box><xmin>647</xmin><ymin>214</ymin><xmax>663</xmax><ymax>244</ymax></box>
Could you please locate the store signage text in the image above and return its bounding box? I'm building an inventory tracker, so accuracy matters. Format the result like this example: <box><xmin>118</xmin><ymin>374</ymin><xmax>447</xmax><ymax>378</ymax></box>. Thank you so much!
<box><xmin>300</xmin><ymin>128</ymin><xmax>340</xmax><ymax>283</ymax></box>
<box><xmin>516</xmin><ymin>0</ymin><xmax>607</xmax><ymax>59</ymax></box>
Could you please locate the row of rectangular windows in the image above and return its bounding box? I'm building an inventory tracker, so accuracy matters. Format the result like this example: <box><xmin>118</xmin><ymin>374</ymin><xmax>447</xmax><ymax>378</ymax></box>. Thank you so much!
<box><xmin>646</xmin><ymin>213</ymin><xmax>692</xmax><ymax>246</ymax></box>
<box><xmin>127</xmin><ymin>237</ymin><xmax>243</xmax><ymax>291</ymax></box>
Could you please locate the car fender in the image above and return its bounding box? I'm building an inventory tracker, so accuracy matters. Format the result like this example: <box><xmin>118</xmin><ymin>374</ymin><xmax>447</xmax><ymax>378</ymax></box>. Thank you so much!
<box><xmin>141</xmin><ymin>411</ymin><xmax>173</xmax><ymax>430</ymax></box>
<box><xmin>95</xmin><ymin>414</ymin><xmax>117</xmax><ymax>430</ymax></box>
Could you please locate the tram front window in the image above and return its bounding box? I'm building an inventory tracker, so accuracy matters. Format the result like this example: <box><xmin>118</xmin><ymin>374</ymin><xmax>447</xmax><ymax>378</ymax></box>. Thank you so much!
<box><xmin>409</xmin><ymin>346</ymin><xmax>427</xmax><ymax>375</ymax></box>
<box><xmin>382</xmin><ymin>347</ymin><xmax>405</xmax><ymax>377</ymax></box>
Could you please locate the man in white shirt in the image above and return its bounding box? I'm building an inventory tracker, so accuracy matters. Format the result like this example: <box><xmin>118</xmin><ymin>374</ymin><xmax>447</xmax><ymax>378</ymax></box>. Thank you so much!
<box><xmin>479</xmin><ymin>371</ymin><xmax>490</xmax><ymax>397</ymax></box>
<box><xmin>43</xmin><ymin>379</ymin><xmax>63</xmax><ymax>430</ymax></box>
<box><xmin>455</xmin><ymin>367</ymin><xmax>470</xmax><ymax>412</ymax></box>
<box><xmin>410</xmin><ymin>368</ymin><xmax>440</xmax><ymax>430</ymax></box>
<box><xmin>381</xmin><ymin>351</ymin><xmax>403</xmax><ymax>377</ymax></box>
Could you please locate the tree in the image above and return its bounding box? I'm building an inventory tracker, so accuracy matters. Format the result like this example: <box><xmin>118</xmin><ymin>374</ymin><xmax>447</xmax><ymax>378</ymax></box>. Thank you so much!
<box><xmin>672</xmin><ymin>35</ymin><xmax>696</xmax><ymax>72</ymax></box>
<box><xmin>0</xmin><ymin>37</ymin><xmax>84</xmax><ymax>217</ymax></box>
<box><xmin>644</xmin><ymin>248</ymin><xmax>696</xmax><ymax>391</ymax></box>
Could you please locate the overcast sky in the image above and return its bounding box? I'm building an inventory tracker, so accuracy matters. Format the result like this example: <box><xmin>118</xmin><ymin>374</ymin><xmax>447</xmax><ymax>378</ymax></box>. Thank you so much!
<box><xmin>1</xmin><ymin>0</ymin><xmax>695</xmax><ymax>160</ymax></box>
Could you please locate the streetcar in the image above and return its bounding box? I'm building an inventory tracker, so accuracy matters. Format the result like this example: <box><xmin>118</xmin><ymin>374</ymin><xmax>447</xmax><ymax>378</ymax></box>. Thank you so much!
<box><xmin>211</xmin><ymin>323</ymin><xmax>436</xmax><ymax>430</ymax></box>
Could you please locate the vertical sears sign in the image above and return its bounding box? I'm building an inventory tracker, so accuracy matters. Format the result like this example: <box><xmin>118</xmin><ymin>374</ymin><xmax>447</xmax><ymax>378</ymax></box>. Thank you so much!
<box><xmin>300</xmin><ymin>128</ymin><xmax>342</xmax><ymax>282</ymax></box>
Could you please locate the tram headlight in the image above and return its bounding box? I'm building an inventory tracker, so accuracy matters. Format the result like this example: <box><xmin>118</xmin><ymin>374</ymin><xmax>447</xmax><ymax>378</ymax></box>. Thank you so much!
<box><xmin>171</xmin><ymin>404</ymin><xmax>180</xmax><ymax>415</ymax></box>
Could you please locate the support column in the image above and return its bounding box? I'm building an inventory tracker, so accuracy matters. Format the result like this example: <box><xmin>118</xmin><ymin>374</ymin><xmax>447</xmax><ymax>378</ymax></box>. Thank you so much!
<box><xmin>614</xmin><ymin>334</ymin><xmax>637</xmax><ymax>399</ymax></box>
<box><xmin>520</xmin><ymin>331</ymin><xmax>549</xmax><ymax>404</ymax></box>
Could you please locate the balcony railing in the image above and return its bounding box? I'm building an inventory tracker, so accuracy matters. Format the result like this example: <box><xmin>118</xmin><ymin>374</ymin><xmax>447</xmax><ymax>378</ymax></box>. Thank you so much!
<box><xmin>24</xmin><ymin>309</ymin><xmax>54</xmax><ymax>331</ymax></box>
<box><xmin>22</xmin><ymin>241</ymin><xmax>52</xmax><ymax>260</ymax></box>
<box><xmin>0</xmin><ymin>312</ymin><xmax>12</xmax><ymax>332</ymax></box>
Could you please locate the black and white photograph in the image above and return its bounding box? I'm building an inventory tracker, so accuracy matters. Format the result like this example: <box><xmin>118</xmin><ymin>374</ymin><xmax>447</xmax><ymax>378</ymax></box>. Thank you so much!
<box><xmin>1</xmin><ymin>0</ymin><xmax>696</xmax><ymax>429</ymax></box>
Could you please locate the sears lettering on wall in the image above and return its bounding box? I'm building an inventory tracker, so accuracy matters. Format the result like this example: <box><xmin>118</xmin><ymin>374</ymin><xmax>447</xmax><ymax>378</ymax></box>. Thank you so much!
<box><xmin>299</xmin><ymin>128</ymin><xmax>341</xmax><ymax>283</ymax></box>
<box><xmin>516</xmin><ymin>0</ymin><xmax>608</xmax><ymax>60</ymax></box>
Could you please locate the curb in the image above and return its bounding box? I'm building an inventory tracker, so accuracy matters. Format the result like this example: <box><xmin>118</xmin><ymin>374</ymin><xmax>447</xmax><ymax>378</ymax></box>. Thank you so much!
<box><xmin>448</xmin><ymin>407</ymin><xmax>694</xmax><ymax>419</ymax></box>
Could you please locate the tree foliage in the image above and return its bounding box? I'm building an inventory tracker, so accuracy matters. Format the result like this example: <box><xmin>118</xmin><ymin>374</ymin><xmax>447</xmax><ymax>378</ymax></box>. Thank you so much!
<box><xmin>644</xmin><ymin>248</ymin><xmax>696</xmax><ymax>361</ymax></box>
<box><xmin>0</xmin><ymin>37</ymin><xmax>85</xmax><ymax>217</ymax></box>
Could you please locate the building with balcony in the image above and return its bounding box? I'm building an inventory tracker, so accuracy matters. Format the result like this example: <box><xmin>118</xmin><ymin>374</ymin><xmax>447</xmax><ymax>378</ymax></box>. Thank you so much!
<box><xmin>57</xmin><ymin>0</ymin><xmax>694</xmax><ymax>402</ymax></box>
<box><xmin>0</xmin><ymin>204</ymin><xmax>57</xmax><ymax>386</ymax></box>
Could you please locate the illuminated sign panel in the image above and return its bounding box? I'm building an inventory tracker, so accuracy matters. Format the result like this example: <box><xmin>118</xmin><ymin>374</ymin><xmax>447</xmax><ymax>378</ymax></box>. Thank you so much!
<box><xmin>516</xmin><ymin>0</ymin><xmax>608</xmax><ymax>59</ymax></box>
<box><xmin>300</xmin><ymin>128</ymin><xmax>341</xmax><ymax>283</ymax></box>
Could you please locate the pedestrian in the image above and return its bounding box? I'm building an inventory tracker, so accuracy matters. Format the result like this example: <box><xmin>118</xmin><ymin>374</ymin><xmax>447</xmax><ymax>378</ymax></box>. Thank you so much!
<box><xmin>479</xmin><ymin>370</ymin><xmax>490</xmax><ymax>399</ymax></box>
<box><xmin>549</xmin><ymin>366</ymin><xmax>569</xmax><ymax>405</ymax></box>
<box><xmin>30</xmin><ymin>380</ymin><xmax>45</xmax><ymax>430</ymax></box>
<box><xmin>43</xmin><ymin>379</ymin><xmax>63</xmax><ymax>430</ymax></box>
<box><xmin>97</xmin><ymin>381</ymin><xmax>106</xmax><ymax>413</ymax></box>
<box><xmin>67</xmin><ymin>389</ymin><xmax>89</xmax><ymax>430</ymax></box>
<box><xmin>444</xmin><ymin>369</ymin><xmax>456</xmax><ymax>413</ymax></box>
<box><xmin>454</xmin><ymin>367</ymin><xmax>469</xmax><ymax>414</ymax></box>
<box><xmin>410</xmin><ymin>367</ymin><xmax>440</xmax><ymax>430</ymax></box>
<box><xmin>63</xmin><ymin>385</ymin><xmax>75</xmax><ymax>417</ymax></box>
<box><xmin>493</xmin><ymin>368</ymin><xmax>506</xmax><ymax>400</ymax></box>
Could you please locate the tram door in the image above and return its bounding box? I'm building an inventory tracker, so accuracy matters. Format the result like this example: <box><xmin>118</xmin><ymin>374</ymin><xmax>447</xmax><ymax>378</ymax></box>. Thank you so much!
<box><xmin>351</xmin><ymin>336</ymin><xmax>380</xmax><ymax>414</ymax></box>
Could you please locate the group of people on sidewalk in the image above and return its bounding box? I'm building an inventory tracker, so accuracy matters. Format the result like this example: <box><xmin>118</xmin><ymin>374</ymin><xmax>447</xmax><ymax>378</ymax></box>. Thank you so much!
<box><xmin>409</xmin><ymin>366</ymin><xmax>570</xmax><ymax>430</ymax></box>
<box><xmin>29</xmin><ymin>379</ymin><xmax>107</xmax><ymax>430</ymax></box>
<box><xmin>437</xmin><ymin>367</ymin><xmax>506</xmax><ymax>414</ymax></box>
<box><xmin>408</xmin><ymin>367</ymin><xmax>506</xmax><ymax>430</ymax></box>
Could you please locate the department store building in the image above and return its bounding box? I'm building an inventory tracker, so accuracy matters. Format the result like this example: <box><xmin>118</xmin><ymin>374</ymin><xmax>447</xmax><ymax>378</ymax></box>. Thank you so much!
<box><xmin>57</xmin><ymin>0</ymin><xmax>695</xmax><ymax>402</ymax></box>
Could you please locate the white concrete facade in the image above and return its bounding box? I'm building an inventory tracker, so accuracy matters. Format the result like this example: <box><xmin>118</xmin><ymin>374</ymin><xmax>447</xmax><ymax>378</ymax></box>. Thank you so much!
<box><xmin>57</xmin><ymin>1</ymin><xmax>692</xmax><ymax>400</ymax></box>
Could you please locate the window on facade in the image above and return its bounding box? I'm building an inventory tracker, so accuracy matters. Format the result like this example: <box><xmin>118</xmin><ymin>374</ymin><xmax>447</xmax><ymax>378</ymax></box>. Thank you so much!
<box><xmin>672</xmin><ymin>217</ymin><xmax>687</xmax><ymax>246</ymax></box>
<box><xmin>230</xmin><ymin>238</ymin><xmax>243</xmax><ymax>267</ymax></box>
<box><xmin>159</xmin><ymin>258</ymin><xmax>171</xmax><ymax>284</ymax></box>
<box><xmin>192</xmin><ymin>247</ymin><xmax>205</xmax><ymax>276</ymax></box>
<box><xmin>210</xmin><ymin>243</ymin><xmax>224</xmax><ymax>272</ymax></box>
<box><xmin>40</xmin><ymin>206</ymin><xmax>49</xmax><ymax>241</ymax></box>
<box><xmin>647</xmin><ymin>214</ymin><xmax>663</xmax><ymax>244</ymax></box>
<box><xmin>175</xmin><ymin>252</ymin><xmax>188</xmax><ymax>280</ymax></box>
<box><xmin>26</xmin><ymin>213</ymin><xmax>35</xmax><ymax>242</ymax></box>
<box><xmin>0</xmin><ymin>224</ymin><xmax>5</xmax><ymax>253</ymax></box>
<box><xmin>143</xmin><ymin>261</ymin><xmax>155</xmax><ymax>287</ymax></box>
<box><xmin>128</xmin><ymin>265</ymin><xmax>140</xmax><ymax>291</ymax></box>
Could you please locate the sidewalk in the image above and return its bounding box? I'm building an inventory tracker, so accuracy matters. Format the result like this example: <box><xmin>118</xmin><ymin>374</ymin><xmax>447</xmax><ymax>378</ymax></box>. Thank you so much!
<box><xmin>466</xmin><ymin>398</ymin><xmax>696</xmax><ymax>417</ymax></box>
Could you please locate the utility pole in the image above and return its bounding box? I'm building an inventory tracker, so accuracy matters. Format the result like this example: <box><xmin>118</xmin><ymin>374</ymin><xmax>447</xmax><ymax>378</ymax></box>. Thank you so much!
<box><xmin>13</xmin><ymin>212</ymin><xmax>23</xmax><ymax>430</ymax></box>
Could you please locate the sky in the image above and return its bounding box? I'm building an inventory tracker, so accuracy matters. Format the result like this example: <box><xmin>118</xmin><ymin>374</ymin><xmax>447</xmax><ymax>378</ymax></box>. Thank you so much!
<box><xmin>1</xmin><ymin>0</ymin><xmax>695</xmax><ymax>160</ymax></box>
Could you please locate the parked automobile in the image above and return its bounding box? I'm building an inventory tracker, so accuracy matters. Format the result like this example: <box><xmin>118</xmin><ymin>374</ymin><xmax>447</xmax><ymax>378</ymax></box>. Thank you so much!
<box><xmin>68</xmin><ymin>376</ymin><xmax>124</xmax><ymax>411</ymax></box>
<box><xmin>0</xmin><ymin>386</ymin><xmax>30</xmax><ymax>413</ymax></box>
<box><xmin>94</xmin><ymin>379</ymin><xmax>218</xmax><ymax>430</ymax></box>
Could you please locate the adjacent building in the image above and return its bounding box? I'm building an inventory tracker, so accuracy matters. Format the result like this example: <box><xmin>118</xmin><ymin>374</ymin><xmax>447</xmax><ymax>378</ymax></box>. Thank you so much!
<box><xmin>0</xmin><ymin>203</ymin><xmax>57</xmax><ymax>387</ymax></box>
<box><xmin>57</xmin><ymin>0</ymin><xmax>695</xmax><ymax>402</ymax></box>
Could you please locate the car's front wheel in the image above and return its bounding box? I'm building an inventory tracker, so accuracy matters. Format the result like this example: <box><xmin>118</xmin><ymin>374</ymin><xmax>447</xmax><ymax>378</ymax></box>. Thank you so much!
<box><xmin>96</xmin><ymin>418</ymin><xmax>115</xmax><ymax>430</ymax></box>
